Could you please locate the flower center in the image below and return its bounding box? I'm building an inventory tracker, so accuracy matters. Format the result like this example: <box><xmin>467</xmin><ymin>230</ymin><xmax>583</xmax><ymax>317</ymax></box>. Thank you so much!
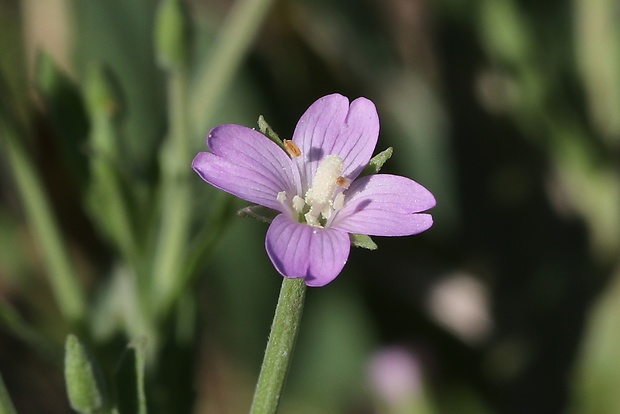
<box><xmin>277</xmin><ymin>154</ymin><xmax>350</xmax><ymax>227</ymax></box>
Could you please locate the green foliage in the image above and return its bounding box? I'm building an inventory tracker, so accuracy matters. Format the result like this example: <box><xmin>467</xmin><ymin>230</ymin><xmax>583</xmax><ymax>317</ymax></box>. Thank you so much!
<box><xmin>64</xmin><ymin>335</ymin><xmax>108</xmax><ymax>413</ymax></box>
<box><xmin>1</xmin><ymin>0</ymin><xmax>620</xmax><ymax>412</ymax></box>
<box><xmin>0</xmin><ymin>373</ymin><xmax>18</xmax><ymax>414</ymax></box>
<box><xmin>155</xmin><ymin>0</ymin><xmax>190</xmax><ymax>70</ymax></box>
<box><xmin>115</xmin><ymin>339</ymin><xmax>148</xmax><ymax>414</ymax></box>
<box><xmin>35</xmin><ymin>52</ymin><xmax>90</xmax><ymax>188</ymax></box>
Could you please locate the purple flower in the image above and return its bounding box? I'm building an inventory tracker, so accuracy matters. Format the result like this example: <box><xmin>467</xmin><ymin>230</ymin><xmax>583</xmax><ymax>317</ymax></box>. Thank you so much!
<box><xmin>192</xmin><ymin>94</ymin><xmax>435</xmax><ymax>287</ymax></box>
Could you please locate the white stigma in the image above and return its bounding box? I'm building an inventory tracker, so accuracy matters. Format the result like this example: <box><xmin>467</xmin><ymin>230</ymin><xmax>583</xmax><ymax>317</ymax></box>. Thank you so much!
<box><xmin>276</xmin><ymin>154</ymin><xmax>349</xmax><ymax>227</ymax></box>
<box><xmin>305</xmin><ymin>155</ymin><xmax>343</xmax><ymax>205</ymax></box>
<box><xmin>304</xmin><ymin>155</ymin><xmax>347</xmax><ymax>227</ymax></box>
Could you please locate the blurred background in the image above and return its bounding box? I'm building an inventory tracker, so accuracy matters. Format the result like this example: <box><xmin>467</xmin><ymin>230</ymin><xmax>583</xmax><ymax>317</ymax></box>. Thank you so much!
<box><xmin>1</xmin><ymin>0</ymin><xmax>619</xmax><ymax>413</ymax></box>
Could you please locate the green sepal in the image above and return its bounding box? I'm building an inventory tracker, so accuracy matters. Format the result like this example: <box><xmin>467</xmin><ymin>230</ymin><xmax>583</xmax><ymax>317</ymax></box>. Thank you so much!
<box><xmin>350</xmin><ymin>233</ymin><xmax>378</xmax><ymax>250</ymax></box>
<box><xmin>64</xmin><ymin>334</ymin><xmax>108</xmax><ymax>413</ymax></box>
<box><xmin>115</xmin><ymin>338</ymin><xmax>148</xmax><ymax>414</ymax></box>
<box><xmin>258</xmin><ymin>115</ymin><xmax>285</xmax><ymax>149</ymax></box>
<box><xmin>361</xmin><ymin>147</ymin><xmax>393</xmax><ymax>176</ymax></box>
<box><xmin>237</xmin><ymin>205</ymin><xmax>278</xmax><ymax>223</ymax></box>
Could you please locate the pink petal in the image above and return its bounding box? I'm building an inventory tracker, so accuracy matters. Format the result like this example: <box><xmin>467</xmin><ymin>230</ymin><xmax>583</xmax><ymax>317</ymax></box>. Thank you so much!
<box><xmin>192</xmin><ymin>125</ymin><xmax>297</xmax><ymax>211</ymax></box>
<box><xmin>291</xmin><ymin>94</ymin><xmax>379</xmax><ymax>189</ymax></box>
<box><xmin>265</xmin><ymin>214</ymin><xmax>351</xmax><ymax>287</ymax></box>
<box><xmin>331</xmin><ymin>174</ymin><xmax>436</xmax><ymax>236</ymax></box>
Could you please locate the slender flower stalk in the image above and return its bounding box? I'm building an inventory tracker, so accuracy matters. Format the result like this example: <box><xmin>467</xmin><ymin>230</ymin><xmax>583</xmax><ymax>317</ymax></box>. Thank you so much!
<box><xmin>192</xmin><ymin>93</ymin><xmax>436</xmax><ymax>411</ymax></box>
<box><xmin>250</xmin><ymin>278</ymin><xmax>306</xmax><ymax>414</ymax></box>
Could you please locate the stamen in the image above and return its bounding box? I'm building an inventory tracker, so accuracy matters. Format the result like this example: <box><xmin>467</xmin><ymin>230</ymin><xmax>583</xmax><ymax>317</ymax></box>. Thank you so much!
<box><xmin>333</xmin><ymin>193</ymin><xmax>345</xmax><ymax>210</ymax></box>
<box><xmin>336</xmin><ymin>176</ymin><xmax>351</xmax><ymax>189</ymax></box>
<box><xmin>292</xmin><ymin>195</ymin><xmax>305</xmax><ymax>213</ymax></box>
<box><xmin>277</xmin><ymin>191</ymin><xmax>287</xmax><ymax>203</ymax></box>
<box><xmin>305</xmin><ymin>210</ymin><xmax>321</xmax><ymax>227</ymax></box>
<box><xmin>320</xmin><ymin>204</ymin><xmax>333</xmax><ymax>220</ymax></box>
<box><xmin>283</xmin><ymin>139</ymin><xmax>301</xmax><ymax>158</ymax></box>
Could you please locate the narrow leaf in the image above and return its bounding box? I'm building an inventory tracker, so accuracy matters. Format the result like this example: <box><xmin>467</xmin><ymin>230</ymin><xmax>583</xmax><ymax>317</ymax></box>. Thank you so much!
<box><xmin>155</xmin><ymin>0</ymin><xmax>190</xmax><ymax>70</ymax></box>
<box><xmin>115</xmin><ymin>339</ymin><xmax>148</xmax><ymax>414</ymax></box>
<box><xmin>0</xmin><ymin>373</ymin><xmax>18</xmax><ymax>414</ymax></box>
<box><xmin>64</xmin><ymin>335</ymin><xmax>107</xmax><ymax>413</ymax></box>
<box><xmin>34</xmin><ymin>52</ymin><xmax>90</xmax><ymax>189</ymax></box>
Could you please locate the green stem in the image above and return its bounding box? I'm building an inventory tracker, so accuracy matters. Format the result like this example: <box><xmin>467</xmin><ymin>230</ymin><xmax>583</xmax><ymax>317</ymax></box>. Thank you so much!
<box><xmin>250</xmin><ymin>278</ymin><xmax>307</xmax><ymax>414</ymax></box>
<box><xmin>151</xmin><ymin>69</ymin><xmax>191</xmax><ymax>317</ymax></box>
<box><xmin>151</xmin><ymin>0</ymin><xmax>277</xmax><ymax>319</ymax></box>
<box><xmin>2</xmin><ymin>121</ymin><xmax>86</xmax><ymax>324</ymax></box>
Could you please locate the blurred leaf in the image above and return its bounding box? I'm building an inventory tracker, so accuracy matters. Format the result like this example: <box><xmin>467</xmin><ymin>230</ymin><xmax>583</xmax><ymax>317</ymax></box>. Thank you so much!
<box><xmin>0</xmin><ymin>300</ymin><xmax>60</xmax><ymax>361</ymax></box>
<box><xmin>550</xmin><ymin>124</ymin><xmax>620</xmax><ymax>259</ymax></box>
<box><xmin>575</xmin><ymin>0</ymin><xmax>620</xmax><ymax>145</ymax></box>
<box><xmin>71</xmin><ymin>0</ymin><xmax>166</xmax><ymax>174</ymax></box>
<box><xmin>1</xmin><ymin>75</ymin><xmax>86</xmax><ymax>324</ymax></box>
<box><xmin>90</xmin><ymin>266</ymin><xmax>154</xmax><ymax>344</ymax></box>
<box><xmin>478</xmin><ymin>0</ymin><xmax>532</xmax><ymax>64</ymax></box>
<box><xmin>115</xmin><ymin>338</ymin><xmax>148</xmax><ymax>414</ymax></box>
<box><xmin>288</xmin><ymin>287</ymin><xmax>375</xmax><ymax>412</ymax></box>
<box><xmin>188</xmin><ymin>0</ymin><xmax>277</xmax><ymax>136</ymax></box>
<box><xmin>381</xmin><ymin>74</ymin><xmax>458</xmax><ymax>235</ymax></box>
<box><xmin>65</xmin><ymin>335</ymin><xmax>109</xmax><ymax>413</ymax></box>
<box><xmin>84</xmin><ymin>66</ymin><xmax>141</xmax><ymax>267</ymax></box>
<box><xmin>436</xmin><ymin>386</ymin><xmax>493</xmax><ymax>414</ymax></box>
<box><xmin>0</xmin><ymin>0</ymin><xmax>29</xmax><ymax>130</ymax></box>
<box><xmin>35</xmin><ymin>52</ymin><xmax>90</xmax><ymax>188</ymax></box>
<box><xmin>570</xmin><ymin>269</ymin><xmax>620</xmax><ymax>414</ymax></box>
<box><xmin>155</xmin><ymin>0</ymin><xmax>190</xmax><ymax>70</ymax></box>
<box><xmin>0</xmin><ymin>372</ymin><xmax>18</xmax><ymax>414</ymax></box>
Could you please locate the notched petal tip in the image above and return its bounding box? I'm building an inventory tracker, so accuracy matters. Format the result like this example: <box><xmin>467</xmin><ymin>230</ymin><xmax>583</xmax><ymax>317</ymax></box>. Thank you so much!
<box><xmin>333</xmin><ymin>174</ymin><xmax>436</xmax><ymax>237</ymax></box>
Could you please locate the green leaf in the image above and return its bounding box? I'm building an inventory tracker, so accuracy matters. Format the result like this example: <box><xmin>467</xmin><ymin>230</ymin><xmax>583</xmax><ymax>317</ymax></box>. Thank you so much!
<box><xmin>1</xmin><ymin>76</ymin><xmax>86</xmax><ymax>324</ymax></box>
<box><xmin>155</xmin><ymin>0</ymin><xmax>190</xmax><ymax>70</ymax></box>
<box><xmin>258</xmin><ymin>115</ymin><xmax>284</xmax><ymax>148</ymax></box>
<box><xmin>84</xmin><ymin>65</ymin><xmax>123</xmax><ymax>120</ymax></box>
<box><xmin>349</xmin><ymin>234</ymin><xmax>378</xmax><ymax>250</ymax></box>
<box><xmin>34</xmin><ymin>52</ymin><xmax>90</xmax><ymax>189</ymax></box>
<box><xmin>362</xmin><ymin>147</ymin><xmax>393</xmax><ymax>176</ymax></box>
<box><xmin>115</xmin><ymin>339</ymin><xmax>148</xmax><ymax>414</ymax></box>
<box><xmin>237</xmin><ymin>205</ymin><xmax>278</xmax><ymax>223</ymax></box>
<box><xmin>64</xmin><ymin>335</ymin><xmax>108</xmax><ymax>413</ymax></box>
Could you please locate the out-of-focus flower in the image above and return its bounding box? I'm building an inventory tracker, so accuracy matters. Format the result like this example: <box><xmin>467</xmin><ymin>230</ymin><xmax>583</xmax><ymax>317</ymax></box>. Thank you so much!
<box><xmin>367</xmin><ymin>346</ymin><xmax>423</xmax><ymax>406</ymax></box>
<box><xmin>427</xmin><ymin>273</ymin><xmax>492</xmax><ymax>344</ymax></box>
<box><xmin>192</xmin><ymin>94</ymin><xmax>435</xmax><ymax>286</ymax></box>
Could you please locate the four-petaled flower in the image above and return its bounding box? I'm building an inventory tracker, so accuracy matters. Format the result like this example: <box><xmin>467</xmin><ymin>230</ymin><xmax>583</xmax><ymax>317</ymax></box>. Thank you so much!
<box><xmin>192</xmin><ymin>94</ymin><xmax>436</xmax><ymax>286</ymax></box>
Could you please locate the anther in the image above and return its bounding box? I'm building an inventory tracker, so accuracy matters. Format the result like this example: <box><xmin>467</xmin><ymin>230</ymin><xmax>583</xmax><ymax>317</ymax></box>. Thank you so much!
<box><xmin>336</xmin><ymin>176</ymin><xmax>351</xmax><ymax>189</ymax></box>
<box><xmin>283</xmin><ymin>140</ymin><xmax>301</xmax><ymax>158</ymax></box>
